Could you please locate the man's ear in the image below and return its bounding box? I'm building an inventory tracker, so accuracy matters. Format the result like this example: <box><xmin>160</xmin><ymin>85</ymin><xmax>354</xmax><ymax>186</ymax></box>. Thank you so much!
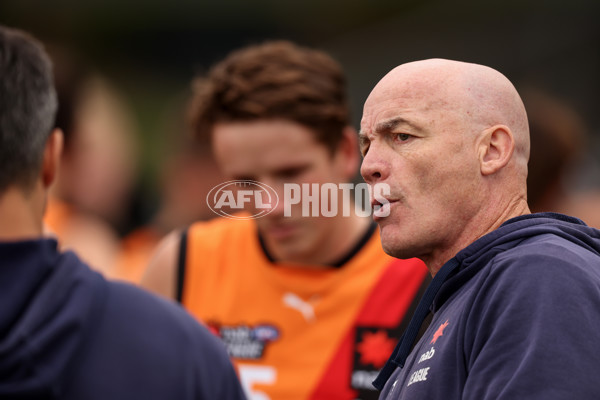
<box><xmin>478</xmin><ymin>125</ymin><xmax>514</xmax><ymax>176</ymax></box>
<box><xmin>42</xmin><ymin>128</ymin><xmax>64</xmax><ymax>188</ymax></box>
<box><xmin>335</xmin><ymin>126</ymin><xmax>360</xmax><ymax>179</ymax></box>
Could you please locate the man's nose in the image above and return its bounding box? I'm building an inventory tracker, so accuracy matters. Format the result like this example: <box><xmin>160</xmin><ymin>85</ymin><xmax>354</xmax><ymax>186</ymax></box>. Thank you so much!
<box><xmin>360</xmin><ymin>148</ymin><xmax>387</xmax><ymax>184</ymax></box>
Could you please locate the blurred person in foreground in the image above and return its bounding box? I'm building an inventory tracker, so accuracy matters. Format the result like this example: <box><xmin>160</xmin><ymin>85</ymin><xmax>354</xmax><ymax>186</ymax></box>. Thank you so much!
<box><xmin>359</xmin><ymin>58</ymin><xmax>600</xmax><ymax>399</ymax></box>
<box><xmin>142</xmin><ymin>40</ymin><xmax>429</xmax><ymax>400</ymax></box>
<box><xmin>0</xmin><ymin>25</ymin><xmax>246</xmax><ymax>400</ymax></box>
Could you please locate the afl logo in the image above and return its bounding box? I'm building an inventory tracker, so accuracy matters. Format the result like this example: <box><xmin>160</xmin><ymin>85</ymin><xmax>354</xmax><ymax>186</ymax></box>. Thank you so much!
<box><xmin>206</xmin><ymin>180</ymin><xmax>279</xmax><ymax>220</ymax></box>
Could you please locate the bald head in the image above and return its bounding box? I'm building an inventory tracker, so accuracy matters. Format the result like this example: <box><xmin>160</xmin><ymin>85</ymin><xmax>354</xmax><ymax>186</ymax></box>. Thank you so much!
<box><xmin>365</xmin><ymin>58</ymin><xmax>530</xmax><ymax>165</ymax></box>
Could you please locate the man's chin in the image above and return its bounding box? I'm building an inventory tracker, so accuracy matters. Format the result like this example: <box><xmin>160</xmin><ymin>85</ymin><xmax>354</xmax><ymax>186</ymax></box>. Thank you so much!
<box><xmin>381</xmin><ymin>237</ymin><xmax>414</xmax><ymax>260</ymax></box>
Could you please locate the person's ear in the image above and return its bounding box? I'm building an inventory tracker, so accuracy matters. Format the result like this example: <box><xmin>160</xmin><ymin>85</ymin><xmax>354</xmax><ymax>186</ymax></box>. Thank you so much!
<box><xmin>478</xmin><ymin>125</ymin><xmax>514</xmax><ymax>176</ymax></box>
<box><xmin>42</xmin><ymin>128</ymin><xmax>64</xmax><ymax>188</ymax></box>
<box><xmin>335</xmin><ymin>126</ymin><xmax>360</xmax><ymax>178</ymax></box>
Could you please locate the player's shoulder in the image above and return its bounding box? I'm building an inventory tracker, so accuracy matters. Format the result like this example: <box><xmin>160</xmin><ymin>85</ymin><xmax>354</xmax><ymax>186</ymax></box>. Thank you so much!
<box><xmin>90</xmin><ymin>280</ymin><xmax>246</xmax><ymax>399</ymax></box>
<box><xmin>188</xmin><ymin>214</ymin><xmax>256</xmax><ymax>247</ymax></box>
<box><xmin>189</xmin><ymin>213</ymin><xmax>255</xmax><ymax>234</ymax></box>
<box><xmin>141</xmin><ymin>215</ymin><xmax>257</xmax><ymax>298</ymax></box>
<box><xmin>477</xmin><ymin>234</ymin><xmax>600</xmax><ymax>306</ymax></box>
<box><xmin>104</xmin><ymin>279</ymin><xmax>218</xmax><ymax>346</ymax></box>
<box><xmin>493</xmin><ymin>232</ymin><xmax>600</xmax><ymax>278</ymax></box>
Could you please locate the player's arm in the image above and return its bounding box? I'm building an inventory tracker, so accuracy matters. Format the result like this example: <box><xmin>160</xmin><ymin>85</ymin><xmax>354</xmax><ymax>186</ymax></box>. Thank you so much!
<box><xmin>140</xmin><ymin>230</ymin><xmax>180</xmax><ymax>300</ymax></box>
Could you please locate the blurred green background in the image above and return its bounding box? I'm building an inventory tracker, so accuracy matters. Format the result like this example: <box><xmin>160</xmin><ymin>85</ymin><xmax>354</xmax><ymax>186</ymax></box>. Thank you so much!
<box><xmin>2</xmin><ymin>0</ymin><xmax>599</xmax><ymax>231</ymax></box>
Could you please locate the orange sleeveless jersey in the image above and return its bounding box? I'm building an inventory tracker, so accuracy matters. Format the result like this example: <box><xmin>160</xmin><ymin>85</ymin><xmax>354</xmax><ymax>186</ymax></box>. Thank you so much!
<box><xmin>180</xmin><ymin>217</ymin><xmax>429</xmax><ymax>400</ymax></box>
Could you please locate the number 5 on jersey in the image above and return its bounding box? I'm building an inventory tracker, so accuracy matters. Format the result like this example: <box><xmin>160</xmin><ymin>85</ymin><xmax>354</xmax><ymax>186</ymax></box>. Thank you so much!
<box><xmin>238</xmin><ymin>364</ymin><xmax>276</xmax><ymax>400</ymax></box>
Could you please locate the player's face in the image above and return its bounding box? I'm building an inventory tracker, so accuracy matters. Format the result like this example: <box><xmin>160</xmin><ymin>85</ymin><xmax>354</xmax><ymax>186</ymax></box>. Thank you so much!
<box><xmin>212</xmin><ymin>119</ymin><xmax>356</xmax><ymax>264</ymax></box>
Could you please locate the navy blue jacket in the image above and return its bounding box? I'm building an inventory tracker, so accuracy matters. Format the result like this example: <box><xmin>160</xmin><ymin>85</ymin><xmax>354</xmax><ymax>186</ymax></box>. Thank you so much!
<box><xmin>377</xmin><ymin>213</ymin><xmax>600</xmax><ymax>399</ymax></box>
<box><xmin>0</xmin><ymin>238</ymin><xmax>247</xmax><ymax>399</ymax></box>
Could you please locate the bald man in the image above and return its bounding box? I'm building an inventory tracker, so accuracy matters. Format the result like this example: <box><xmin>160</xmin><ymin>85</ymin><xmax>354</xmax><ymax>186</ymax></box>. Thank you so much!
<box><xmin>359</xmin><ymin>59</ymin><xmax>600</xmax><ymax>399</ymax></box>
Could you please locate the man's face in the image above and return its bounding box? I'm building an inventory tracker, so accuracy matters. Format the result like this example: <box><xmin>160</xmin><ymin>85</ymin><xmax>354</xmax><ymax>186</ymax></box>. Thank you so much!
<box><xmin>359</xmin><ymin>79</ymin><xmax>482</xmax><ymax>266</ymax></box>
<box><xmin>212</xmin><ymin>119</ymin><xmax>352</xmax><ymax>264</ymax></box>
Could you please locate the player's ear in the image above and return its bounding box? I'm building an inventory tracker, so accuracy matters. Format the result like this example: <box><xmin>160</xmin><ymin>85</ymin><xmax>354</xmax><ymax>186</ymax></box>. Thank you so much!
<box><xmin>335</xmin><ymin>126</ymin><xmax>360</xmax><ymax>178</ymax></box>
<box><xmin>42</xmin><ymin>128</ymin><xmax>64</xmax><ymax>188</ymax></box>
<box><xmin>478</xmin><ymin>125</ymin><xmax>514</xmax><ymax>176</ymax></box>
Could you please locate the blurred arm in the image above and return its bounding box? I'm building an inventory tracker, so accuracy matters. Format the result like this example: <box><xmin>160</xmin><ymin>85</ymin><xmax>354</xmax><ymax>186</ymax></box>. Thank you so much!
<box><xmin>140</xmin><ymin>230</ymin><xmax>180</xmax><ymax>300</ymax></box>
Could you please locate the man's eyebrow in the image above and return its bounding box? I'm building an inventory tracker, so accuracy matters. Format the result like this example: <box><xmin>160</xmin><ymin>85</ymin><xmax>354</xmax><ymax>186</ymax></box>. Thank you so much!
<box><xmin>358</xmin><ymin>117</ymin><xmax>423</xmax><ymax>140</ymax></box>
<box><xmin>375</xmin><ymin>117</ymin><xmax>423</xmax><ymax>133</ymax></box>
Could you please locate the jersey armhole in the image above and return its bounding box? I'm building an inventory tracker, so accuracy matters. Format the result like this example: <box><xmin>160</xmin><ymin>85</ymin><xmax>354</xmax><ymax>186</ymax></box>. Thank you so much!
<box><xmin>175</xmin><ymin>227</ymin><xmax>189</xmax><ymax>304</ymax></box>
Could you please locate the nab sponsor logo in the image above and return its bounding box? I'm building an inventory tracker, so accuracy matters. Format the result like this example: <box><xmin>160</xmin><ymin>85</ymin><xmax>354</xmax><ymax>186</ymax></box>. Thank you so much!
<box><xmin>210</xmin><ymin>323</ymin><xmax>281</xmax><ymax>360</ymax></box>
<box><xmin>206</xmin><ymin>180</ymin><xmax>279</xmax><ymax>220</ymax></box>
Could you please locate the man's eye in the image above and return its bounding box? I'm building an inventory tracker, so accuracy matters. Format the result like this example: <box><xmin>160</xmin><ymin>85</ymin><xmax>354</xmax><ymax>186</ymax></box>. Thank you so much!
<box><xmin>395</xmin><ymin>133</ymin><xmax>411</xmax><ymax>141</ymax></box>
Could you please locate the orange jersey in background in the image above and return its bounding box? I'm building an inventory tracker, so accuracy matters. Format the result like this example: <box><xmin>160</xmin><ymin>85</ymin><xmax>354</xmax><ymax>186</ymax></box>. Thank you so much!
<box><xmin>113</xmin><ymin>227</ymin><xmax>163</xmax><ymax>283</ymax></box>
<box><xmin>179</xmin><ymin>217</ymin><xmax>429</xmax><ymax>400</ymax></box>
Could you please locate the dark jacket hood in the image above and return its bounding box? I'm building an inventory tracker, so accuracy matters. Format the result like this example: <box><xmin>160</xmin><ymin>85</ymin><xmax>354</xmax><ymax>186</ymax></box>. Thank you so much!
<box><xmin>0</xmin><ymin>238</ymin><xmax>104</xmax><ymax>398</ymax></box>
<box><xmin>433</xmin><ymin>212</ymin><xmax>600</xmax><ymax>312</ymax></box>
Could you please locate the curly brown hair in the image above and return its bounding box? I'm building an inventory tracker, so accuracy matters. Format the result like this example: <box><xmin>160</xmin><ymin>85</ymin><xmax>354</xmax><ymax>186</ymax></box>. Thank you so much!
<box><xmin>188</xmin><ymin>40</ymin><xmax>351</xmax><ymax>152</ymax></box>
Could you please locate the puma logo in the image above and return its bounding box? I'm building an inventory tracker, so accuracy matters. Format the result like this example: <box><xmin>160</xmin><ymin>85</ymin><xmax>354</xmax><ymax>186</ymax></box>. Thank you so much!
<box><xmin>282</xmin><ymin>292</ymin><xmax>317</xmax><ymax>322</ymax></box>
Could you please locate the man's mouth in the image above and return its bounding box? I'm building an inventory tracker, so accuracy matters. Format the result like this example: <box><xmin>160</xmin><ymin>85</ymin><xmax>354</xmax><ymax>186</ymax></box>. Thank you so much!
<box><xmin>371</xmin><ymin>198</ymin><xmax>396</xmax><ymax>220</ymax></box>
